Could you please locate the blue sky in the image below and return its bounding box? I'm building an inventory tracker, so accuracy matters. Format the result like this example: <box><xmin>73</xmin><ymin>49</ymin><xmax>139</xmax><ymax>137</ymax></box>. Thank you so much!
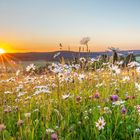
<box><xmin>0</xmin><ymin>0</ymin><xmax>140</xmax><ymax>52</ymax></box>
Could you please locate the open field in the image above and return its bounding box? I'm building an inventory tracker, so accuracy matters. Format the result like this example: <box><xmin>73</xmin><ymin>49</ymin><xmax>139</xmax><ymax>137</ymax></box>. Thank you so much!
<box><xmin>1</xmin><ymin>0</ymin><xmax>140</xmax><ymax>139</ymax></box>
<box><xmin>0</xmin><ymin>57</ymin><xmax>140</xmax><ymax>140</ymax></box>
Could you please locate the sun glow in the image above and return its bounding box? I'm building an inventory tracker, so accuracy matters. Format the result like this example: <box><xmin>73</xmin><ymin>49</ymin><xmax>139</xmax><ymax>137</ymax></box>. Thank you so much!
<box><xmin>0</xmin><ymin>48</ymin><xmax>6</xmax><ymax>55</ymax></box>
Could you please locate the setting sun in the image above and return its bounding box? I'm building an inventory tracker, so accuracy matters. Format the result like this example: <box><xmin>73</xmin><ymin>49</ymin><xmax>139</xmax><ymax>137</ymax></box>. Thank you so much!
<box><xmin>0</xmin><ymin>48</ymin><xmax>6</xmax><ymax>54</ymax></box>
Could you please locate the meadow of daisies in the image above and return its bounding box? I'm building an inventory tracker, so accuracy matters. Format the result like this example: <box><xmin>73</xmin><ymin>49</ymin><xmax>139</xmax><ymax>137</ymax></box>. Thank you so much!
<box><xmin>0</xmin><ymin>57</ymin><xmax>140</xmax><ymax>140</ymax></box>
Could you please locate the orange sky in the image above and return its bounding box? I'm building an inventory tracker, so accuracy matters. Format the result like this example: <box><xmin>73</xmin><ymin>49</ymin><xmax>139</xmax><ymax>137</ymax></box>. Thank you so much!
<box><xmin>0</xmin><ymin>33</ymin><xmax>140</xmax><ymax>53</ymax></box>
<box><xmin>0</xmin><ymin>39</ymin><xmax>140</xmax><ymax>53</ymax></box>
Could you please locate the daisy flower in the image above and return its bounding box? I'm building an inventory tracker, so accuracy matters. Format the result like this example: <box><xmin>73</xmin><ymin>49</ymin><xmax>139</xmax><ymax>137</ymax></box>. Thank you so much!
<box><xmin>95</xmin><ymin>117</ymin><xmax>106</xmax><ymax>130</ymax></box>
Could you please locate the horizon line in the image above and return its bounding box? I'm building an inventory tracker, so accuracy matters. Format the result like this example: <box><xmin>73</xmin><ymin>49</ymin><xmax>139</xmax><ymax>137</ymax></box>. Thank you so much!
<box><xmin>4</xmin><ymin>49</ymin><xmax>140</xmax><ymax>54</ymax></box>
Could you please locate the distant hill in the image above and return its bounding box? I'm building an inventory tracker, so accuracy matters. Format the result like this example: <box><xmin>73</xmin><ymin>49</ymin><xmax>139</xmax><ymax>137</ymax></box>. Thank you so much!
<box><xmin>6</xmin><ymin>50</ymin><xmax>140</xmax><ymax>62</ymax></box>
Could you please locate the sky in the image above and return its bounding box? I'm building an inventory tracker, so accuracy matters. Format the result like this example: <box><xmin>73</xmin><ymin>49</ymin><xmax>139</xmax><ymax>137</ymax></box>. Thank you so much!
<box><xmin>0</xmin><ymin>0</ymin><xmax>140</xmax><ymax>52</ymax></box>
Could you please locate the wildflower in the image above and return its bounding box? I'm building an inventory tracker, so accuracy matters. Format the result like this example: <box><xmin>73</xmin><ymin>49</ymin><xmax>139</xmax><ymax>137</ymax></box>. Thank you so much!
<box><xmin>65</xmin><ymin>76</ymin><xmax>73</xmax><ymax>83</ymax></box>
<box><xmin>35</xmin><ymin>88</ymin><xmax>51</xmax><ymax>95</ymax></box>
<box><xmin>122</xmin><ymin>76</ymin><xmax>130</xmax><ymax>82</ymax></box>
<box><xmin>76</xmin><ymin>96</ymin><xmax>82</xmax><ymax>103</ymax></box>
<box><xmin>7</xmin><ymin>77</ymin><xmax>16</xmax><ymax>82</ymax></box>
<box><xmin>135</xmin><ymin>128</ymin><xmax>140</xmax><ymax>134</ymax></box>
<box><xmin>4</xmin><ymin>91</ymin><xmax>13</xmax><ymax>94</ymax></box>
<box><xmin>34</xmin><ymin>85</ymin><xmax>51</xmax><ymax>95</ymax></box>
<box><xmin>135</xmin><ymin>83</ymin><xmax>140</xmax><ymax>91</ymax></box>
<box><xmin>17</xmin><ymin>120</ymin><xmax>24</xmax><ymax>126</ymax></box>
<box><xmin>117</xmin><ymin>61</ymin><xmax>124</xmax><ymax>65</ymax></box>
<box><xmin>24</xmin><ymin>113</ymin><xmax>31</xmax><ymax>118</ymax></box>
<box><xmin>51</xmin><ymin>133</ymin><xmax>58</xmax><ymax>140</ymax></box>
<box><xmin>125</xmin><ymin>96</ymin><xmax>130</xmax><ymax>100</ymax></box>
<box><xmin>79</xmin><ymin>57</ymin><xmax>86</xmax><ymax>63</ymax></box>
<box><xmin>14</xmin><ymin>106</ymin><xmax>18</xmax><ymax>112</ymax></box>
<box><xmin>95</xmin><ymin>117</ymin><xmax>106</xmax><ymax>130</ymax></box>
<box><xmin>84</xmin><ymin>110</ymin><xmax>88</xmax><ymax>116</ymax></box>
<box><xmin>32</xmin><ymin>109</ymin><xmax>39</xmax><ymax>112</ymax></box>
<box><xmin>25</xmin><ymin>76</ymin><xmax>36</xmax><ymax>83</ymax></box>
<box><xmin>53</xmin><ymin>52</ymin><xmax>61</xmax><ymax>58</ymax></box>
<box><xmin>84</xmin><ymin>116</ymin><xmax>89</xmax><ymax>120</ymax></box>
<box><xmin>4</xmin><ymin>106</ymin><xmax>12</xmax><ymax>113</ymax></box>
<box><xmin>96</xmin><ymin>83</ymin><xmax>103</xmax><ymax>88</ymax></box>
<box><xmin>110</xmin><ymin>95</ymin><xmax>118</xmax><ymax>102</ymax></box>
<box><xmin>135</xmin><ymin>105</ymin><xmax>140</xmax><ymax>115</ymax></box>
<box><xmin>97</xmin><ymin>105</ymin><xmax>101</xmax><ymax>110</ymax></box>
<box><xmin>26</xmin><ymin>64</ymin><xmax>36</xmax><ymax>72</ymax></box>
<box><xmin>136</xmin><ymin>67</ymin><xmax>140</xmax><ymax>73</ymax></box>
<box><xmin>16</xmin><ymin>70</ymin><xmax>20</xmax><ymax>76</ymax></box>
<box><xmin>72</xmin><ymin>64</ymin><xmax>80</xmax><ymax>70</ymax></box>
<box><xmin>17</xmin><ymin>92</ymin><xmax>27</xmax><ymax>97</ymax></box>
<box><xmin>62</xmin><ymin>94</ymin><xmax>70</xmax><ymax>100</ymax></box>
<box><xmin>48</xmin><ymin>63</ymin><xmax>62</xmax><ymax>73</ymax></box>
<box><xmin>78</xmin><ymin>121</ymin><xmax>82</xmax><ymax>125</ymax></box>
<box><xmin>46</xmin><ymin>128</ymin><xmax>55</xmax><ymax>134</ymax></box>
<box><xmin>16</xmin><ymin>84</ymin><xmax>24</xmax><ymax>92</ymax></box>
<box><xmin>104</xmin><ymin>107</ymin><xmax>112</xmax><ymax>114</ymax></box>
<box><xmin>80</xmin><ymin>37</ymin><xmax>90</xmax><ymax>45</ymax></box>
<box><xmin>121</xmin><ymin>107</ymin><xmax>127</xmax><ymax>114</ymax></box>
<box><xmin>125</xmin><ymin>95</ymin><xmax>135</xmax><ymax>100</ymax></box>
<box><xmin>89</xmin><ymin>108</ymin><xmax>92</xmax><ymax>113</ymax></box>
<box><xmin>112</xmin><ymin>100</ymin><xmax>125</xmax><ymax>106</ymax></box>
<box><xmin>110</xmin><ymin>65</ymin><xmax>121</xmax><ymax>74</ymax></box>
<box><xmin>0</xmin><ymin>124</ymin><xmax>6</xmax><ymax>132</ymax></box>
<box><xmin>90</xmin><ymin>58</ymin><xmax>96</xmax><ymax>63</ymax></box>
<box><xmin>78</xmin><ymin>74</ymin><xmax>85</xmax><ymax>81</ymax></box>
<box><xmin>131</xmin><ymin>96</ymin><xmax>135</xmax><ymax>99</ymax></box>
<box><xmin>128</xmin><ymin>61</ymin><xmax>140</xmax><ymax>67</ymax></box>
<box><xmin>58</xmin><ymin>73</ymin><xmax>64</xmax><ymax>81</ymax></box>
<box><xmin>94</xmin><ymin>92</ymin><xmax>100</xmax><ymax>99</ymax></box>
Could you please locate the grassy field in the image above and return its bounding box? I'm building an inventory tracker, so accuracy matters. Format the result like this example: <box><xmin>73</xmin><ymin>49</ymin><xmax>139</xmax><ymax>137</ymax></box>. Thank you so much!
<box><xmin>0</xmin><ymin>59</ymin><xmax>140</xmax><ymax>140</ymax></box>
<box><xmin>19</xmin><ymin>60</ymin><xmax>48</xmax><ymax>68</ymax></box>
